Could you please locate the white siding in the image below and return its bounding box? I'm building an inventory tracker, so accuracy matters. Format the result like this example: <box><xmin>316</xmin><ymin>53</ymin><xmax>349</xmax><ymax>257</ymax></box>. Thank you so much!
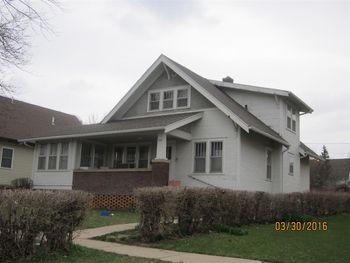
<box><xmin>173</xmin><ymin>108</ymin><xmax>239</xmax><ymax>189</ymax></box>
<box><xmin>239</xmin><ymin>132</ymin><xmax>282</xmax><ymax>193</ymax></box>
<box><xmin>224</xmin><ymin>89</ymin><xmax>282</xmax><ymax>133</ymax></box>
<box><xmin>32</xmin><ymin>141</ymin><xmax>78</xmax><ymax>189</ymax></box>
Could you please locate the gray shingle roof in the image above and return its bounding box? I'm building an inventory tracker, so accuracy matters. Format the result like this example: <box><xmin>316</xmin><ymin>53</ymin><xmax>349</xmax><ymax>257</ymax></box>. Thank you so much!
<box><xmin>0</xmin><ymin>96</ymin><xmax>81</xmax><ymax>141</ymax></box>
<box><xmin>19</xmin><ymin>112</ymin><xmax>201</xmax><ymax>141</ymax></box>
<box><xmin>165</xmin><ymin>56</ymin><xmax>289</xmax><ymax>146</ymax></box>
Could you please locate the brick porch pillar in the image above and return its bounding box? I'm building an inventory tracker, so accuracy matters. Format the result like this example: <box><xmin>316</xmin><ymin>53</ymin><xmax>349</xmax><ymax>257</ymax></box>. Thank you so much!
<box><xmin>151</xmin><ymin>159</ymin><xmax>169</xmax><ymax>186</ymax></box>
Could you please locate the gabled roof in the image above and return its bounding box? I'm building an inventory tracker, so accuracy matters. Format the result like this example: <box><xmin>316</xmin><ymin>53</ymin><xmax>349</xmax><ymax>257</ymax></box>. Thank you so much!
<box><xmin>102</xmin><ymin>54</ymin><xmax>289</xmax><ymax>146</ymax></box>
<box><xmin>19</xmin><ymin>112</ymin><xmax>202</xmax><ymax>142</ymax></box>
<box><xmin>299</xmin><ymin>142</ymin><xmax>321</xmax><ymax>159</ymax></box>
<box><xmin>0</xmin><ymin>95</ymin><xmax>81</xmax><ymax>141</ymax></box>
<box><xmin>210</xmin><ymin>80</ymin><xmax>313</xmax><ymax>113</ymax></box>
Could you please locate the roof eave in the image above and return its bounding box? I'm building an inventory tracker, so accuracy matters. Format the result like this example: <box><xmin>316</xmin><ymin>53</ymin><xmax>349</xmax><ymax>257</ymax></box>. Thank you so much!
<box><xmin>18</xmin><ymin>126</ymin><xmax>165</xmax><ymax>143</ymax></box>
<box><xmin>250</xmin><ymin>127</ymin><xmax>290</xmax><ymax>147</ymax></box>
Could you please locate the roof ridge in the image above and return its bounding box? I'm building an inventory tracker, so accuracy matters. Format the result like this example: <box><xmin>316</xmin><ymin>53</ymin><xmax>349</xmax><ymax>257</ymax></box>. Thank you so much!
<box><xmin>0</xmin><ymin>95</ymin><xmax>79</xmax><ymax>119</ymax></box>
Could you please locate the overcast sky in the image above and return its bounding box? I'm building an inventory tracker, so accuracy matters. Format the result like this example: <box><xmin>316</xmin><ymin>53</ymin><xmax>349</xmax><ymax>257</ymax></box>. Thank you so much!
<box><xmin>9</xmin><ymin>0</ymin><xmax>350</xmax><ymax>158</ymax></box>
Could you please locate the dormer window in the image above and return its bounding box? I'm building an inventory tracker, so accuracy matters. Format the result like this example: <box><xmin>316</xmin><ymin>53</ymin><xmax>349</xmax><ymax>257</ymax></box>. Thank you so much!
<box><xmin>287</xmin><ymin>104</ymin><xmax>297</xmax><ymax>132</ymax></box>
<box><xmin>148</xmin><ymin>86</ymin><xmax>190</xmax><ymax>112</ymax></box>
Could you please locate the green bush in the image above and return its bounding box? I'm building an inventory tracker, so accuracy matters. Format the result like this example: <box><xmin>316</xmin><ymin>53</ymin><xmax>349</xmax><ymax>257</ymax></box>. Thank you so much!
<box><xmin>0</xmin><ymin>190</ymin><xmax>91</xmax><ymax>261</ymax></box>
<box><xmin>135</xmin><ymin>187</ymin><xmax>350</xmax><ymax>242</ymax></box>
<box><xmin>11</xmin><ymin>177</ymin><xmax>33</xmax><ymax>189</ymax></box>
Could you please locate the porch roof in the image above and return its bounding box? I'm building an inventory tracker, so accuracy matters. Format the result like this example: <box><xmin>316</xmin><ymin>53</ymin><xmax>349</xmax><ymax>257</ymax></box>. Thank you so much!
<box><xmin>19</xmin><ymin>112</ymin><xmax>203</xmax><ymax>142</ymax></box>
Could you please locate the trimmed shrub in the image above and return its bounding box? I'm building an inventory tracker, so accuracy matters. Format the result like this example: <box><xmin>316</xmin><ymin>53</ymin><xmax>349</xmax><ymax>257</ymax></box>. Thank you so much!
<box><xmin>11</xmin><ymin>178</ymin><xmax>33</xmax><ymax>189</ymax></box>
<box><xmin>135</xmin><ymin>187</ymin><xmax>350</xmax><ymax>242</ymax></box>
<box><xmin>0</xmin><ymin>190</ymin><xmax>91</xmax><ymax>261</ymax></box>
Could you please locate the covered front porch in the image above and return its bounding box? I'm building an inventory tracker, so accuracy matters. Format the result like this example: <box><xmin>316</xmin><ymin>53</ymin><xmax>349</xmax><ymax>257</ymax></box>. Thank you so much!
<box><xmin>72</xmin><ymin>130</ymin><xmax>180</xmax><ymax>194</ymax></box>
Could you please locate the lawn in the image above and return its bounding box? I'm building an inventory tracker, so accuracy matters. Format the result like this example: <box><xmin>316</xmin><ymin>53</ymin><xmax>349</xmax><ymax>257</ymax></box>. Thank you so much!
<box><xmin>99</xmin><ymin>214</ymin><xmax>350</xmax><ymax>263</ymax></box>
<box><xmin>22</xmin><ymin>245</ymin><xmax>166</xmax><ymax>263</ymax></box>
<box><xmin>79</xmin><ymin>209</ymin><xmax>139</xmax><ymax>229</ymax></box>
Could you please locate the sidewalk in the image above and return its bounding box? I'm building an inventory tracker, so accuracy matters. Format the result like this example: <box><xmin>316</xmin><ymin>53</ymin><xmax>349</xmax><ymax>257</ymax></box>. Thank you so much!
<box><xmin>74</xmin><ymin>224</ymin><xmax>262</xmax><ymax>263</ymax></box>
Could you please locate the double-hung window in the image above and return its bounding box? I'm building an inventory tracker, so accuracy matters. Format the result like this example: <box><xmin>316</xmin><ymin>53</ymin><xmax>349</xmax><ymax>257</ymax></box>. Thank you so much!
<box><xmin>1</xmin><ymin>148</ymin><xmax>14</xmax><ymax>169</ymax></box>
<box><xmin>177</xmin><ymin>88</ymin><xmax>189</xmax><ymax>108</ymax></box>
<box><xmin>59</xmin><ymin>142</ymin><xmax>69</xmax><ymax>170</ymax></box>
<box><xmin>287</xmin><ymin>104</ymin><xmax>297</xmax><ymax>132</ymax></box>
<box><xmin>48</xmin><ymin>143</ymin><xmax>58</xmax><ymax>170</ymax></box>
<box><xmin>289</xmin><ymin>161</ymin><xmax>294</xmax><ymax>175</ymax></box>
<box><xmin>149</xmin><ymin>92</ymin><xmax>160</xmax><ymax>111</ymax></box>
<box><xmin>194</xmin><ymin>142</ymin><xmax>206</xmax><ymax>173</ymax></box>
<box><xmin>210</xmin><ymin>141</ymin><xmax>223</xmax><ymax>173</ymax></box>
<box><xmin>38</xmin><ymin>144</ymin><xmax>47</xmax><ymax>170</ymax></box>
<box><xmin>266</xmin><ymin>149</ymin><xmax>272</xmax><ymax>180</ymax></box>
<box><xmin>163</xmin><ymin>90</ymin><xmax>174</xmax><ymax>109</ymax></box>
<box><xmin>148</xmin><ymin>86</ymin><xmax>190</xmax><ymax>112</ymax></box>
<box><xmin>194</xmin><ymin>141</ymin><xmax>223</xmax><ymax>173</ymax></box>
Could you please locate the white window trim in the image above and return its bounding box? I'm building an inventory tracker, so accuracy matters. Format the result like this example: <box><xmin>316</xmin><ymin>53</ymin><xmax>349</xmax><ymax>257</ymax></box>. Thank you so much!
<box><xmin>112</xmin><ymin>143</ymin><xmax>151</xmax><ymax>169</ymax></box>
<box><xmin>286</xmin><ymin>103</ymin><xmax>298</xmax><ymax>133</ymax></box>
<box><xmin>288</xmin><ymin>152</ymin><xmax>295</xmax><ymax>176</ymax></box>
<box><xmin>36</xmin><ymin>143</ymin><xmax>70</xmax><ymax>171</ymax></box>
<box><xmin>193</xmin><ymin>141</ymin><xmax>207</xmax><ymax>173</ymax></box>
<box><xmin>192</xmin><ymin>139</ymin><xmax>224</xmax><ymax>175</ymax></box>
<box><xmin>265</xmin><ymin>148</ymin><xmax>272</xmax><ymax>181</ymax></box>
<box><xmin>147</xmin><ymin>85</ymin><xmax>191</xmax><ymax>112</ymax></box>
<box><xmin>0</xmin><ymin>147</ymin><xmax>14</xmax><ymax>169</ymax></box>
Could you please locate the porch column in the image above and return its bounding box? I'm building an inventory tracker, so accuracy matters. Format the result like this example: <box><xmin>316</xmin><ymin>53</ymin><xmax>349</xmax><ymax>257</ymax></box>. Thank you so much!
<box><xmin>155</xmin><ymin>132</ymin><xmax>167</xmax><ymax>160</ymax></box>
<box><xmin>152</xmin><ymin>132</ymin><xmax>169</xmax><ymax>186</ymax></box>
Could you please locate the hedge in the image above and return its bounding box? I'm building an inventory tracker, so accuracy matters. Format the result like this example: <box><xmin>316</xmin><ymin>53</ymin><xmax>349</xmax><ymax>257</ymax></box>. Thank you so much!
<box><xmin>135</xmin><ymin>187</ymin><xmax>350</xmax><ymax>241</ymax></box>
<box><xmin>0</xmin><ymin>190</ymin><xmax>91</xmax><ymax>261</ymax></box>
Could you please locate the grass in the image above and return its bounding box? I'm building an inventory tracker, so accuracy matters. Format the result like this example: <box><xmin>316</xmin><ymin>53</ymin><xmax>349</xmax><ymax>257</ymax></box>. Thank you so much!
<box><xmin>79</xmin><ymin>209</ymin><xmax>139</xmax><ymax>229</ymax></box>
<box><xmin>21</xmin><ymin>245</ymin><xmax>166</xmax><ymax>263</ymax></box>
<box><xmin>98</xmin><ymin>214</ymin><xmax>350</xmax><ymax>263</ymax></box>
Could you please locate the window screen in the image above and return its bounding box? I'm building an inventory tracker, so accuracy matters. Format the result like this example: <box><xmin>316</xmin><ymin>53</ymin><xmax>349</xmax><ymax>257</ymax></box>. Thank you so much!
<box><xmin>194</xmin><ymin>142</ymin><xmax>206</xmax><ymax>173</ymax></box>
<box><xmin>210</xmin><ymin>141</ymin><xmax>223</xmax><ymax>173</ymax></box>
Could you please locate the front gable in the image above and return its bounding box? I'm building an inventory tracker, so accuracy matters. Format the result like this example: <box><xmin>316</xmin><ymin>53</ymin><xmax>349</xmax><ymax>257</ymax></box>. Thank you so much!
<box><xmin>122</xmin><ymin>71</ymin><xmax>215</xmax><ymax>119</ymax></box>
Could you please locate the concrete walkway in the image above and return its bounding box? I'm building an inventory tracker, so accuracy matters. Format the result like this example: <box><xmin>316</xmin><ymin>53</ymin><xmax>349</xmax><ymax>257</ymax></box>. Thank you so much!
<box><xmin>74</xmin><ymin>224</ymin><xmax>262</xmax><ymax>263</ymax></box>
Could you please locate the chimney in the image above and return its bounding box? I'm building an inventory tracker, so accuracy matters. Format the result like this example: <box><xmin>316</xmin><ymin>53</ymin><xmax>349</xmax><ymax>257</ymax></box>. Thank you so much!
<box><xmin>222</xmin><ymin>76</ymin><xmax>234</xmax><ymax>83</ymax></box>
<box><xmin>51</xmin><ymin>116</ymin><xmax>55</xmax><ymax>126</ymax></box>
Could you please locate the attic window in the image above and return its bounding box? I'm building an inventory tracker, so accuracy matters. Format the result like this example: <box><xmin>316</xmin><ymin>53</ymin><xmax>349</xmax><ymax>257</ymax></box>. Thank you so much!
<box><xmin>149</xmin><ymin>92</ymin><xmax>160</xmax><ymax>111</ymax></box>
<box><xmin>148</xmin><ymin>86</ymin><xmax>190</xmax><ymax>112</ymax></box>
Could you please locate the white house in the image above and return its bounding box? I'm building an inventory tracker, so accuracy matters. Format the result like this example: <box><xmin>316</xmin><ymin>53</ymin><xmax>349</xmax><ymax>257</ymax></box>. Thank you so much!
<box><xmin>20</xmin><ymin>55</ymin><xmax>318</xmax><ymax>194</ymax></box>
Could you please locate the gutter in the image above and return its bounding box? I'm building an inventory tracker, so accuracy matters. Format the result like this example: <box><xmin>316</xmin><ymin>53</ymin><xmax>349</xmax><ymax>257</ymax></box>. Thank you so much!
<box><xmin>18</xmin><ymin>126</ymin><xmax>164</xmax><ymax>143</ymax></box>
<box><xmin>250</xmin><ymin>127</ymin><xmax>290</xmax><ymax>147</ymax></box>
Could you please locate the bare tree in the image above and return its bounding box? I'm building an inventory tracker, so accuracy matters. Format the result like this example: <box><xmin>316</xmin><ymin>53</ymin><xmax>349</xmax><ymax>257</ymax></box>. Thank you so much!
<box><xmin>85</xmin><ymin>113</ymin><xmax>100</xmax><ymax>124</ymax></box>
<box><xmin>0</xmin><ymin>0</ymin><xmax>58</xmax><ymax>94</ymax></box>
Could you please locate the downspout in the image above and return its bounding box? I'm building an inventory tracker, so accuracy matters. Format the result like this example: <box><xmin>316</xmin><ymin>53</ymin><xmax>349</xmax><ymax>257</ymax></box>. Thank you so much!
<box><xmin>281</xmin><ymin>145</ymin><xmax>290</xmax><ymax>193</ymax></box>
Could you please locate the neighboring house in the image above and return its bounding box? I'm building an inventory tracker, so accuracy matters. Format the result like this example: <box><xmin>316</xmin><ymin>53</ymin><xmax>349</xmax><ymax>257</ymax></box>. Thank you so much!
<box><xmin>311</xmin><ymin>158</ymin><xmax>350</xmax><ymax>190</ymax></box>
<box><xmin>0</xmin><ymin>96</ymin><xmax>81</xmax><ymax>185</ymax></box>
<box><xmin>20</xmin><ymin>55</ymin><xmax>318</xmax><ymax>194</ymax></box>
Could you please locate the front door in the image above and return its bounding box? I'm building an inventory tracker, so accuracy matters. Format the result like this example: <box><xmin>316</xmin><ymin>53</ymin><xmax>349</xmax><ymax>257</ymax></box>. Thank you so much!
<box><xmin>166</xmin><ymin>141</ymin><xmax>176</xmax><ymax>181</ymax></box>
